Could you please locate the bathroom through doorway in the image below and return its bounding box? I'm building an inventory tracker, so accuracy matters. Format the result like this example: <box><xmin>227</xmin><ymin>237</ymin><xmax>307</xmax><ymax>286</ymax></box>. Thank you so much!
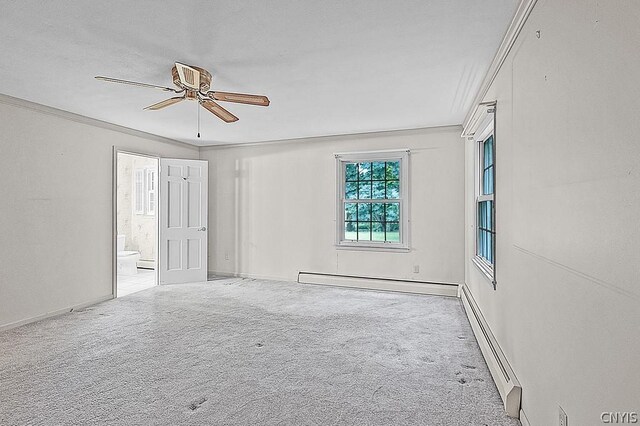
<box><xmin>115</xmin><ymin>151</ymin><xmax>159</xmax><ymax>297</ymax></box>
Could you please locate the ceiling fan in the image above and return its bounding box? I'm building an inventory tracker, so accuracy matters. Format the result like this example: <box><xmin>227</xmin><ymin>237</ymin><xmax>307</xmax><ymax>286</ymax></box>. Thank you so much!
<box><xmin>95</xmin><ymin>62</ymin><xmax>270</xmax><ymax>124</ymax></box>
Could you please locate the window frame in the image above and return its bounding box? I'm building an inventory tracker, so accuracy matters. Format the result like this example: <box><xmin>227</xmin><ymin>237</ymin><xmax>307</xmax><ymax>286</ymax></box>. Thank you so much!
<box><xmin>133</xmin><ymin>167</ymin><xmax>157</xmax><ymax>216</ymax></box>
<box><xmin>145</xmin><ymin>168</ymin><xmax>156</xmax><ymax>216</ymax></box>
<box><xmin>473</xmin><ymin>119</ymin><xmax>496</xmax><ymax>286</ymax></box>
<box><xmin>133</xmin><ymin>169</ymin><xmax>145</xmax><ymax>215</ymax></box>
<box><xmin>335</xmin><ymin>150</ymin><xmax>410</xmax><ymax>251</ymax></box>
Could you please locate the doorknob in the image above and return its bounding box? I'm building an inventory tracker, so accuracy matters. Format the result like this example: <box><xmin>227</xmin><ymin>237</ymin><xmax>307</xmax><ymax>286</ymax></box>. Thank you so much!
<box><xmin>198</xmin><ymin>227</ymin><xmax>207</xmax><ymax>231</ymax></box>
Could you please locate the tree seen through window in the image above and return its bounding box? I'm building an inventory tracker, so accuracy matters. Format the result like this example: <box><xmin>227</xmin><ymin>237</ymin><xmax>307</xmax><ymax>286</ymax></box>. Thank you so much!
<box><xmin>344</xmin><ymin>161</ymin><xmax>400</xmax><ymax>242</ymax></box>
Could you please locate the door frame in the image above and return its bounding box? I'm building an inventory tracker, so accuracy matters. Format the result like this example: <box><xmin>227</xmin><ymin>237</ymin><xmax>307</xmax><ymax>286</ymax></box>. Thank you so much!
<box><xmin>112</xmin><ymin>147</ymin><xmax>161</xmax><ymax>297</ymax></box>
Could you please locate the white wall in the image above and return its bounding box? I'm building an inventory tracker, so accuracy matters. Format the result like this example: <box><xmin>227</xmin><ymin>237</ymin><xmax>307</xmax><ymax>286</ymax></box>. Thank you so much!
<box><xmin>201</xmin><ymin>126</ymin><xmax>464</xmax><ymax>284</ymax></box>
<box><xmin>0</xmin><ymin>97</ymin><xmax>198</xmax><ymax>329</ymax></box>
<box><xmin>464</xmin><ymin>1</ymin><xmax>640</xmax><ymax>425</ymax></box>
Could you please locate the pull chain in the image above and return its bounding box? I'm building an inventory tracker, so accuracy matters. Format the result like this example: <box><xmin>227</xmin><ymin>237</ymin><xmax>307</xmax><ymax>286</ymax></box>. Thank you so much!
<box><xmin>197</xmin><ymin>100</ymin><xmax>201</xmax><ymax>138</ymax></box>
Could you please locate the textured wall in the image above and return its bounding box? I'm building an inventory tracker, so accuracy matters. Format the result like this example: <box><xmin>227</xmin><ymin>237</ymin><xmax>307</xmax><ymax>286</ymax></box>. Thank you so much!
<box><xmin>0</xmin><ymin>98</ymin><xmax>198</xmax><ymax>329</ymax></box>
<box><xmin>200</xmin><ymin>126</ymin><xmax>465</xmax><ymax>285</ymax></box>
<box><xmin>464</xmin><ymin>1</ymin><xmax>640</xmax><ymax>424</ymax></box>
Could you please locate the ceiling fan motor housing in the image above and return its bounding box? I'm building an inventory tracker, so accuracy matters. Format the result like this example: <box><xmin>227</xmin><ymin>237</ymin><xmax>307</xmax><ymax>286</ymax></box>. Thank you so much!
<box><xmin>171</xmin><ymin>64</ymin><xmax>211</xmax><ymax>92</ymax></box>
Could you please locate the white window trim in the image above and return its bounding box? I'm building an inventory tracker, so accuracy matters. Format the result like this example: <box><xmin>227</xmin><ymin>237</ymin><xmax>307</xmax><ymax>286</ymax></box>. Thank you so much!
<box><xmin>474</xmin><ymin>118</ymin><xmax>496</xmax><ymax>285</ymax></box>
<box><xmin>472</xmin><ymin>255</ymin><xmax>494</xmax><ymax>283</ymax></box>
<box><xmin>145</xmin><ymin>168</ymin><xmax>156</xmax><ymax>216</ymax></box>
<box><xmin>133</xmin><ymin>169</ymin><xmax>145</xmax><ymax>215</ymax></box>
<box><xmin>335</xmin><ymin>149</ymin><xmax>410</xmax><ymax>252</ymax></box>
<box><xmin>133</xmin><ymin>167</ymin><xmax>157</xmax><ymax>216</ymax></box>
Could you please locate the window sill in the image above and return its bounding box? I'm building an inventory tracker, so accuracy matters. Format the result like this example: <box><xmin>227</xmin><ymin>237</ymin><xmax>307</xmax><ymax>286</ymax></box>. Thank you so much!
<box><xmin>472</xmin><ymin>256</ymin><xmax>495</xmax><ymax>288</ymax></box>
<box><xmin>336</xmin><ymin>243</ymin><xmax>410</xmax><ymax>253</ymax></box>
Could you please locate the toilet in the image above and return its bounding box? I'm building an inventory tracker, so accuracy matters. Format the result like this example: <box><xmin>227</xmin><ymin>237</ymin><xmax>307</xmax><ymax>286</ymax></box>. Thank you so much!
<box><xmin>117</xmin><ymin>235</ymin><xmax>140</xmax><ymax>275</ymax></box>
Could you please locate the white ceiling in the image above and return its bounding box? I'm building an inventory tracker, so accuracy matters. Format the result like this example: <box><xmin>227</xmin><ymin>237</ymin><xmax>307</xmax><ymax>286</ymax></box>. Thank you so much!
<box><xmin>0</xmin><ymin>1</ymin><xmax>518</xmax><ymax>146</ymax></box>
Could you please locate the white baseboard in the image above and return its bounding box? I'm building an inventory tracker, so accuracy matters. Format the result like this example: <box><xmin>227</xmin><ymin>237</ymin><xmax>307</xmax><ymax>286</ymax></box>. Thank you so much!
<box><xmin>0</xmin><ymin>294</ymin><xmax>114</xmax><ymax>332</ymax></box>
<box><xmin>297</xmin><ymin>272</ymin><xmax>460</xmax><ymax>297</ymax></box>
<box><xmin>519</xmin><ymin>408</ymin><xmax>531</xmax><ymax>426</ymax></box>
<box><xmin>460</xmin><ymin>284</ymin><xmax>521</xmax><ymax>417</ymax></box>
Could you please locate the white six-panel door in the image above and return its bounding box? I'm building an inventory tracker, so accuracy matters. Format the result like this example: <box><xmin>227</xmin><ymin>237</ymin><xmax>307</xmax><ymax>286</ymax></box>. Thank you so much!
<box><xmin>159</xmin><ymin>159</ymin><xmax>208</xmax><ymax>284</ymax></box>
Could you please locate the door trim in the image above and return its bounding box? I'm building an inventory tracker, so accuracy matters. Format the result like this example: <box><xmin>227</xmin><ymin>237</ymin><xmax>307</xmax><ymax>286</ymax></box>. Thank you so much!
<box><xmin>112</xmin><ymin>147</ymin><xmax>161</xmax><ymax>297</ymax></box>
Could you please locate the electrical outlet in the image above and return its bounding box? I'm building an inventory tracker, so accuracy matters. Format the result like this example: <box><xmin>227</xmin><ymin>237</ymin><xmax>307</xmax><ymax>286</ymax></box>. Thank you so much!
<box><xmin>559</xmin><ymin>406</ymin><xmax>568</xmax><ymax>426</ymax></box>
<box><xmin>413</xmin><ymin>265</ymin><xmax>420</xmax><ymax>274</ymax></box>
<box><xmin>224</xmin><ymin>252</ymin><xmax>229</xmax><ymax>261</ymax></box>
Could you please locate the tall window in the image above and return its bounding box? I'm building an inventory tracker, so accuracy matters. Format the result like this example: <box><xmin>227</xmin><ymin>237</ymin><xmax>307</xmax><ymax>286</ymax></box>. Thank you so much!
<box><xmin>475</xmin><ymin>125</ymin><xmax>495</xmax><ymax>280</ymax></box>
<box><xmin>134</xmin><ymin>167</ymin><xmax>156</xmax><ymax>216</ymax></box>
<box><xmin>146</xmin><ymin>168</ymin><xmax>156</xmax><ymax>215</ymax></box>
<box><xmin>134</xmin><ymin>169</ymin><xmax>145</xmax><ymax>215</ymax></box>
<box><xmin>336</xmin><ymin>151</ymin><xmax>409</xmax><ymax>250</ymax></box>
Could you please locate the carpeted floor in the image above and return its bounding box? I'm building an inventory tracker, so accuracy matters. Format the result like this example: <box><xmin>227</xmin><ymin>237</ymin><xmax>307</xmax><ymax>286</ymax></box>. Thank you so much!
<box><xmin>0</xmin><ymin>278</ymin><xmax>520</xmax><ymax>426</ymax></box>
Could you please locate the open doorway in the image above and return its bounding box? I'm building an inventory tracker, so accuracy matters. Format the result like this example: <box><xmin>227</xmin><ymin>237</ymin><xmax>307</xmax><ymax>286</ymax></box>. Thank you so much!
<box><xmin>116</xmin><ymin>151</ymin><xmax>159</xmax><ymax>297</ymax></box>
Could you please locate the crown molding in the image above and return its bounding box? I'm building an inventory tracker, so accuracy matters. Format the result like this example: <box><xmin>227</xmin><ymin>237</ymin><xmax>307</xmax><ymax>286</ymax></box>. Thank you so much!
<box><xmin>0</xmin><ymin>92</ymin><xmax>197</xmax><ymax>150</ymax></box>
<box><xmin>199</xmin><ymin>124</ymin><xmax>463</xmax><ymax>151</ymax></box>
<box><xmin>461</xmin><ymin>0</ymin><xmax>538</xmax><ymax>134</ymax></box>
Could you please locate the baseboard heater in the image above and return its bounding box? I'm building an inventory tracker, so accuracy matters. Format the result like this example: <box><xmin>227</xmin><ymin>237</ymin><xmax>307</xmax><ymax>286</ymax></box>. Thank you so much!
<box><xmin>297</xmin><ymin>271</ymin><xmax>459</xmax><ymax>297</ymax></box>
<box><xmin>460</xmin><ymin>284</ymin><xmax>521</xmax><ymax>417</ymax></box>
<box><xmin>137</xmin><ymin>260</ymin><xmax>155</xmax><ymax>269</ymax></box>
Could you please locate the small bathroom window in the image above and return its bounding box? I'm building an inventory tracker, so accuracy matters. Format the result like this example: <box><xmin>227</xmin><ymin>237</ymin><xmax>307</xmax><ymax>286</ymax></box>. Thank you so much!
<box><xmin>133</xmin><ymin>167</ymin><xmax>156</xmax><ymax>216</ymax></box>
<box><xmin>146</xmin><ymin>168</ymin><xmax>156</xmax><ymax>216</ymax></box>
<box><xmin>134</xmin><ymin>169</ymin><xmax>145</xmax><ymax>215</ymax></box>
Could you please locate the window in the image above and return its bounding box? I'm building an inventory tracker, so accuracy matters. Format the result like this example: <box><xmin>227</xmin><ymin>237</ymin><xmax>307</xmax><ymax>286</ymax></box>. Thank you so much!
<box><xmin>475</xmin><ymin>123</ymin><xmax>495</xmax><ymax>282</ymax></box>
<box><xmin>133</xmin><ymin>167</ymin><xmax>156</xmax><ymax>216</ymax></box>
<box><xmin>336</xmin><ymin>150</ymin><xmax>409</xmax><ymax>250</ymax></box>
<box><xmin>146</xmin><ymin>168</ymin><xmax>156</xmax><ymax>215</ymax></box>
<box><xmin>134</xmin><ymin>169</ymin><xmax>145</xmax><ymax>215</ymax></box>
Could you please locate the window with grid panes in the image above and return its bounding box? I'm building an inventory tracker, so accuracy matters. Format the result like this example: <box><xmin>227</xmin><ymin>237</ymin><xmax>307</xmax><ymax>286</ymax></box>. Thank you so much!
<box><xmin>475</xmin><ymin>127</ymin><xmax>495</xmax><ymax>279</ymax></box>
<box><xmin>336</xmin><ymin>151</ymin><xmax>409</xmax><ymax>249</ymax></box>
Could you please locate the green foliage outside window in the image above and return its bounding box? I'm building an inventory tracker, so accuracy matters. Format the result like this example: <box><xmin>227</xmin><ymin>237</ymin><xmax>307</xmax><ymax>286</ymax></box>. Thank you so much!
<box><xmin>344</xmin><ymin>161</ymin><xmax>401</xmax><ymax>242</ymax></box>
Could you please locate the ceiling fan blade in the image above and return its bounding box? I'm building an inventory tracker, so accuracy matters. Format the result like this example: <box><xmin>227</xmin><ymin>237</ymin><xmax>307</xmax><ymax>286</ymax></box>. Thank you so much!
<box><xmin>174</xmin><ymin>62</ymin><xmax>201</xmax><ymax>90</ymax></box>
<box><xmin>144</xmin><ymin>96</ymin><xmax>185</xmax><ymax>110</ymax></box>
<box><xmin>209</xmin><ymin>91</ymin><xmax>270</xmax><ymax>106</ymax></box>
<box><xmin>95</xmin><ymin>76</ymin><xmax>178</xmax><ymax>92</ymax></box>
<box><xmin>201</xmin><ymin>99</ymin><xmax>239</xmax><ymax>123</ymax></box>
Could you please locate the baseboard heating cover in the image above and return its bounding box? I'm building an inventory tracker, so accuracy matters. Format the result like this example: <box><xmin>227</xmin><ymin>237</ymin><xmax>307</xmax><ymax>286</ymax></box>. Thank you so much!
<box><xmin>137</xmin><ymin>259</ymin><xmax>155</xmax><ymax>269</ymax></box>
<box><xmin>297</xmin><ymin>271</ymin><xmax>459</xmax><ymax>297</ymax></box>
<box><xmin>460</xmin><ymin>284</ymin><xmax>522</xmax><ymax>417</ymax></box>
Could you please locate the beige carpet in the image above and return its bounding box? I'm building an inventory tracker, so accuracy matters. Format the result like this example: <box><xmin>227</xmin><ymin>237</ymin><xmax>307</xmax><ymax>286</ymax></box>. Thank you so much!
<box><xmin>0</xmin><ymin>278</ymin><xmax>520</xmax><ymax>425</ymax></box>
